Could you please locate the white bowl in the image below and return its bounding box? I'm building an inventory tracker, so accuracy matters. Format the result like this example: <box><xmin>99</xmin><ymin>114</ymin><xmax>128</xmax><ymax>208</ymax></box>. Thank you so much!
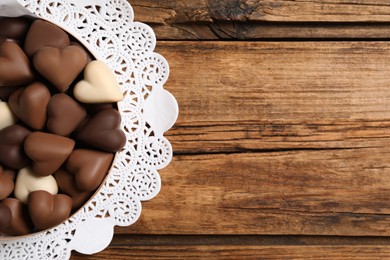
<box><xmin>0</xmin><ymin>0</ymin><xmax>178</xmax><ymax>259</ymax></box>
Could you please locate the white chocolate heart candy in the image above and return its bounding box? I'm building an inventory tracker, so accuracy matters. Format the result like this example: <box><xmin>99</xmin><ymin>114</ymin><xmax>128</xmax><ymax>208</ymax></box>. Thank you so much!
<box><xmin>0</xmin><ymin>101</ymin><xmax>17</xmax><ymax>130</ymax></box>
<box><xmin>14</xmin><ymin>167</ymin><xmax>58</xmax><ymax>204</ymax></box>
<box><xmin>74</xmin><ymin>60</ymin><xmax>123</xmax><ymax>103</ymax></box>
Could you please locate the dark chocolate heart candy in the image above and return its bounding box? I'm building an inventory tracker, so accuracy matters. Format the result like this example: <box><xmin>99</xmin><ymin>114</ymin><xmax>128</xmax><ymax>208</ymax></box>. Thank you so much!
<box><xmin>0</xmin><ymin>203</ymin><xmax>12</xmax><ymax>230</ymax></box>
<box><xmin>47</xmin><ymin>93</ymin><xmax>87</xmax><ymax>136</ymax></box>
<box><xmin>0</xmin><ymin>166</ymin><xmax>15</xmax><ymax>200</ymax></box>
<box><xmin>76</xmin><ymin>108</ymin><xmax>126</xmax><ymax>152</ymax></box>
<box><xmin>0</xmin><ymin>125</ymin><xmax>31</xmax><ymax>169</ymax></box>
<box><xmin>9</xmin><ymin>82</ymin><xmax>51</xmax><ymax>130</ymax></box>
<box><xmin>0</xmin><ymin>41</ymin><xmax>34</xmax><ymax>86</ymax></box>
<box><xmin>33</xmin><ymin>46</ymin><xmax>88</xmax><ymax>92</ymax></box>
<box><xmin>66</xmin><ymin>149</ymin><xmax>113</xmax><ymax>191</ymax></box>
<box><xmin>54</xmin><ymin>168</ymin><xmax>93</xmax><ymax>210</ymax></box>
<box><xmin>24</xmin><ymin>132</ymin><xmax>75</xmax><ymax>176</ymax></box>
<box><xmin>28</xmin><ymin>190</ymin><xmax>72</xmax><ymax>231</ymax></box>
<box><xmin>1</xmin><ymin>198</ymin><xmax>32</xmax><ymax>236</ymax></box>
<box><xmin>24</xmin><ymin>19</ymin><xmax>70</xmax><ymax>57</ymax></box>
<box><xmin>0</xmin><ymin>17</ymin><xmax>31</xmax><ymax>40</ymax></box>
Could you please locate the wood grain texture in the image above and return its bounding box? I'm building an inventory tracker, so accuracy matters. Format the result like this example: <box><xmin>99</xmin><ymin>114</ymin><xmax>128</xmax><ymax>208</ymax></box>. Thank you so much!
<box><xmin>122</xmin><ymin>149</ymin><xmax>390</xmax><ymax>235</ymax></box>
<box><xmin>160</xmin><ymin>41</ymin><xmax>390</xmax><ymax>154</ymax></box>
<box><xmin>129</xmin><ymin>1</ymin><xmax>390</xmax><ymax>39</ymax></box>
<box><xmin>95</xmin><ymin>41</ymin><xmax>390</xmax><ymax>236</ymax></box>
<box><xmin>131</xmin><ymin>0</ymin><xmax>390</xmax><ymax>23</ymax></box>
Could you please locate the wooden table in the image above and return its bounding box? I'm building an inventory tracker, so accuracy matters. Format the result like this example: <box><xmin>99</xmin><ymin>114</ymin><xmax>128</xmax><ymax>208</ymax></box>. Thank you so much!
<box><xmin>73</xmin><ymin>1</ymin><xmax>390</xmax><ymax>259</ymax></box>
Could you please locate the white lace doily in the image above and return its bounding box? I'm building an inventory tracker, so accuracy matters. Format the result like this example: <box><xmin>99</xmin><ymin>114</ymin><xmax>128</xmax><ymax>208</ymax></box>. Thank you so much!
<box><xmin>0</xmin><ymin>0</ymin><xmax>178</xmax><ymax>259</ymax></box>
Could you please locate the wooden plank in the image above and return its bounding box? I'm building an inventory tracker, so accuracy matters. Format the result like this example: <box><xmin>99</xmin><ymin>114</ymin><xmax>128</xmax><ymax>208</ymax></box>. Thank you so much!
<box><xmin>131</xmin><ymin>0</ymin><xmax>390</xmax><ymax>23</ymax></box>
<box><xmin>157</xmin><ymin>41</ymin><xmax>390</xmax><ymax>154</ymax></box>
<box><xmin>72</xmin><ymin>245</ymin><xmax>390</xmax><ymax>259</ymax></box>
<box><xmin>129</xmin><ymin>1</ymin><xmax>390</xmax><ymax>39</ymax></box>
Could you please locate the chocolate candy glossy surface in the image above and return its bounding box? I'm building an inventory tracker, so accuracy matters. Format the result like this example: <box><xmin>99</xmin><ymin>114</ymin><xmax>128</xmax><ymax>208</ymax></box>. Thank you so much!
<box><xmin>0</xmin><ymin>124</ymin><xmax>31</xmax><ymax>169</ymax></box>
<box><xmin>0</xmin><ymin>41</ymin><xmax>34</xmax><ymax>86</ymax></box>
<box><xmin>24</xmin><ymin>19</ymin><xmax>70</xmax><ymax>57</ymax></box>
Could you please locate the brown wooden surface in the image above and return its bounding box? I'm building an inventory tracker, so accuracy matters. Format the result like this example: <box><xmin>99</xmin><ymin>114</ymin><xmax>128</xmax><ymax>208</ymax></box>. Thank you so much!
<box><xmin>73</xmin><ymin>1</ymin><xmax>390</xmax><ymax>259</ymax></box>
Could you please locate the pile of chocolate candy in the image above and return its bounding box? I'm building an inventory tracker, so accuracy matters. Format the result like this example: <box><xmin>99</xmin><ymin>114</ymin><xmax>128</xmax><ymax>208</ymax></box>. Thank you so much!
<box><xmin>0</xmin><ymin>17</ymin><xmax>126</xmax><ymax>235</ymax></box>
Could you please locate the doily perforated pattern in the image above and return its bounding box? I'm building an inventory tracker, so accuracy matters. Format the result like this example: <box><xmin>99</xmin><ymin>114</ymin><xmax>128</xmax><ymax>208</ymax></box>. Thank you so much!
<box><xmin>0</xmin><ymin>0</ymin><xmax>178</xmax><ymax>259</ymax></box>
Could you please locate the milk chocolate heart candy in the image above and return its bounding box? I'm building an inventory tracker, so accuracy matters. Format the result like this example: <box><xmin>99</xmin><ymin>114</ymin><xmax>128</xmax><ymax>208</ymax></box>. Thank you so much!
<box><xmin>14</xmin><ymin>167</ymin><xmax>58</xmax><ymax>204</ymax></box>
<box><xmin>0</xmin><ymin>125</ymin><xmax>31</xmax><ymax>169</ymax></box>
<box><xmin>24</xmin><ymin>19</ymin><xmax>70</xmax><ymax>57</ymax></box>
<box><xmin>28</xmin><ymin>190</ymin><xmax>72</xmax><ymax>231</ymax></box>
<box><xmin>0</xmin><ymin>166</ymin><xmax>15</xmax><ymax>200</ymax></box>
<box><xmin>33</xmin><ymin>46</ymin><xmax>88</xmax><ymax>92</ymax></box>
<box><xmin>54</xmin><ymin>168</ymin><xmax>93</xmax><ymax>209</ymax></box>
<box><xmin>67</xmin><ymin>149</ymin><xmax>113</xmax><ymax>191</ymax></box>
<box><xmin>0</xmin><ymin>41</ymin><xmax>34</xmax><ymax>86</ymax></box>
<box><xmin>0</xmin><ymin>101</ymin><xmax>17</xmax><ymax>131</ymax></box>
<box><xmin>9</xmin><ymin>82</ymin><xmax>51</xmax><ymax>130</ymax></box>
<box><xmin>1</xmin><ymin>166</ymin><xmax>16</xmax><ymax>181</ymax></box>
<box><xmin>0</xmin><ymin>17</ymin><xmax>31</xmax><ymax>40</ymax></box>
<box><xmin>47</xmin><ymin>94</ymin><xmax>87</xmax><ymax>136</ymax></box>
<box><xmin>77</xmin><ymin>108</ymin><xmax>126</xmax><ymax>152</ymax></box>
<box><xmin>1</xmin><ymin>198</ymin><xmax>32</xmax><ymax>235</ymax></box>
<box><xmin>0</xmin><ymin>203</ymin><xmax>12</xmax><ymax>231</ymax></box>
<box><xmin>24</xmin><ymin>132</ymin><xmax>75</xmax><ymax>176</ymax></box>
<box><xmin>74</xmin><ymin>60</ymin><xmax>123</xmax><ymax>103</ymax></box>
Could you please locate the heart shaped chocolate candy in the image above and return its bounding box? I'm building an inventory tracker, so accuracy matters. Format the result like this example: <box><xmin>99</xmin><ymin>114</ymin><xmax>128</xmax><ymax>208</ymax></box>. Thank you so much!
<box><xmin>76</xmin><ymin>108</ymin><xmax>126</xmax><ymax>152</ymax></box>
<box><xmin>0</xmin><ymin>17</ymin><xmax>31</xmax><ymax>41</ymax></box>
<box><xmin>24</xmin><ymin>19</ymin><xmax>70</xmax><ymax>57</ymax></box>
<box><xmin>9</xmin><ymin>82</ymin><xmax>51</xmax><ymax>130</ymax></box>
<box><xmin>24</xmin><ymin>132</ymin><xmax>75</xmax><ymax>176</ymax></box>
<box><xmin>14</xmin><ymin>167</ymin><xmax>58</xmax><ymax>204</ymax></box>
<box><xmin>33</xmin><ymin>46</ymin><xmax>88</xmax><ymax>92</ymax></box>
<box><xmin>0</xmin><ymin>203</ymin><xmax>12</xmax><ymax>230</ymax></box>
<box><xmin>0</xmin><ymin>125</ymin><xmax>31</xmax><ymax>169</ymax></box>
<box><xmin>66</xmin><ymin>149</ymin><xmax>113</xmax><ymax>191</ymax></box>
<box><xmin>0</xmin><ymin>41</ymin><xmax>34</xmax><ymax>86</ymax></box>
<box><xmin>54</xmin><ymin>168</ymin><xmax>93</xmax><ymax>210</ymax></box>
<box><xmin>1</xmin><ymin>198</ymin><xmax>32</xmax><ymax>236</ymax></box>
<box><xmin>28</xmin><ymin>190</ymin><xmax>72</xmax><ymax>231</ymax></box>
<box><xmin>47</xmin><ymin>94</ymin><xmax>87</xmax><ymax>136</ymax></box>
<box><xmin>0</xmin><ymin>166</ymin><xmax>15</xmax><ymax>200</ymax></box>
<box><xmin>74</xmin><ymin>60</ymin><xmax>123</xmax><ymax>103</ymax></box>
